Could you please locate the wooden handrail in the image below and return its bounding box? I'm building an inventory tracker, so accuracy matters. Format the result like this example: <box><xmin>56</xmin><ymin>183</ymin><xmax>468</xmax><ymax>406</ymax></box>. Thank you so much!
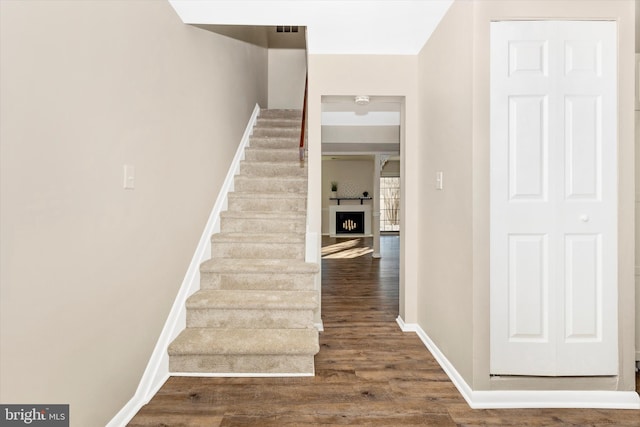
<box><xmin>299</xmin><ymin>74</ymin><xmax>308</xmax><ymax>161</ymax></box>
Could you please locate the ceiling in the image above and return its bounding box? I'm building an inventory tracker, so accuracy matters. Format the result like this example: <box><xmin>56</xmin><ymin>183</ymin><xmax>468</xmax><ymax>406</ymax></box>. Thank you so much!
<box><xmin>169</xmin><ymin>0</ymin><xmax>454</xmax><ymax>55</ymax></box>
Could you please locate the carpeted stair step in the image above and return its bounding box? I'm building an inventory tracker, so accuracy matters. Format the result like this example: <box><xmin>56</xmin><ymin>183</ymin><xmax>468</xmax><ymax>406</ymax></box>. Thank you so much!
<box><xmin>234</xmin><ymin>175</ymin><xmax>306</xmax><ymax>193</ymax></box>
<box><xmin>186</xmin><ymin>290</ymin><xmax>317</xmax><ymax>329</ymax></box>
<box><xmin>168</xmin><ymin>328</ymin><xmax>318</xmax><ymax>374</ymax></box>
<box><xmin>244</xmin><ymin>147</ymin><xmax>301</xmax><ymax>162</ymax></box>
<box><xmin>211</xmin><ymin>232</ymin><xmax>304</xmax><ymax>259</ymax></box>
<box><xmin>200</xmin><ymin>258</ymin><xmax>318</xmax><ymax>290</ymax></box>
<box><xmin>252</xmin><ymin>127</ymin><xmax>300</xmax><ymax>139</ymax></box>
<box><xmin>259</xmin><ymin>109</ymin><xmax>301</xmax><ymax>120</ymax></box>
<box><xmin>249</xmin><ymin>136</ymin><xmax>299</xmax><ymax>149</ymax></box>
<box><xmin>240</xmin><ymin>160</ymin><xmax>307</xmax><ymax>177</ymax></box>
<box><xmin>227</xmin><ymin>192</ymin><xmax>306</xmax><ymax>212</ymax></box>
<box><xmin>220</xmin><ymin>210</ymin><xmax>306</xmax><ymax>233</ymax></box>
<box><xmin>255</xmin><ymin>118</ymin><xmax>299</xmax><ymax>128</ymax></box>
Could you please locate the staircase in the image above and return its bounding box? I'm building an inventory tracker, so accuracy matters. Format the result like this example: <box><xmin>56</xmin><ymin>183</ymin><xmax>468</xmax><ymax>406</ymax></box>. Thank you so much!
<box><xmin>168</xmin><ymin>109</ymin><xmax>319</xmax><ymax>375</ymax></box>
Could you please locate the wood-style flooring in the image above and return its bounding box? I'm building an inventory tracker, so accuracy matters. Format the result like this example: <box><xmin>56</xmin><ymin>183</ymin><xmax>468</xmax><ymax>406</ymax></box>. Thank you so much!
<box><xmin>129</xmin><ymin>235</ymin><xmax>640</xmax><ymax>426</ymax></box>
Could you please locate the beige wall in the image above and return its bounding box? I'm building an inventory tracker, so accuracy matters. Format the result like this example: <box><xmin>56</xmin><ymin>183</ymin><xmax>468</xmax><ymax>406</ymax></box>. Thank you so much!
<box><xmin>268</xmin><ymin>49</ymin><xmax>307</xmax><ymax>109</ymax></box>
<box><xmin>636</xmin><ymin>0</ymin><xmax>640</xmax><ymax>51</ymax></box>
<box><xmin>308</xmin><ymin>54</ymin><xmax>418</xmax><ymax>320</ymax></box>
<box><xmin>0</xmin><ymin>1</ymin><xmax>267</xmax><ymax>425</ymax></box>
<box><xmin>416</xmin><ymin>0</ymin><xmax>475</xmax><ymax>385</ymax></box>
<box><xmin>321</xmin><ymin>158</ymin><xmax>374</xmax><ymax>234</ymax></box>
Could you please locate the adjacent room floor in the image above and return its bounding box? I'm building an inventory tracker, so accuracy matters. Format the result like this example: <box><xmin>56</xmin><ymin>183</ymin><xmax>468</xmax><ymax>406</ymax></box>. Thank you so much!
<box><xmin>129</xmin><ymin>235</ymin><xmax>640</xmax><ymax>426</ymax></box>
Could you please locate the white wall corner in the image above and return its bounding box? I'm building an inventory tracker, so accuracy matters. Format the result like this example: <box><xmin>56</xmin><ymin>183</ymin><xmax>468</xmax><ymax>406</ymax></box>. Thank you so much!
<box><xmin>106</xmin><ymin>104</ymin><xmax>261</xmax><ymax>427</ymax></box>
<box><xmin>395</xmin><ymin>316</ymin><xmax>640</xmax><ymax>410</ymax></box>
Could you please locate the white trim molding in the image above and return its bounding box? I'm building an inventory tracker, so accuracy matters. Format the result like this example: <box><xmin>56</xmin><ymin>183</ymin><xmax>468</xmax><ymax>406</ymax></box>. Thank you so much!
<box><xmin>396</xmin><ymin>316</ymin><xmax>640</xmax><ymax>410</ymax></box>
<box><xmin>107</xmin><ymin>104</ymin><xmax>261</xmax><ymax>427</ymax></box>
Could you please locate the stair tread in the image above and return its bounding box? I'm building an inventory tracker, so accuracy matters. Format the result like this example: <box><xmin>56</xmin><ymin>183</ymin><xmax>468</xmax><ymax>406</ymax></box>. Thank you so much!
<box><xmin>235</xmin><ymin>175</ymin><xmax>306</xmax><ymax>181</ymax></box>
<box><xmin>245</xmin><ymin>147</ymin><xmax>299</xmax><ymax>152</ymax></box>
<box><xmin>248</xmin><ymin>137</ymin><xmax>299</xmax><ymax>144</ymax></box>
<box><xmin>256</xmin><ymin>118</ymin><xmax>299</xmax><ymax>124</ymax></box>
<box><xmin>187</xmin><ymin>290</ymin><xmax>318</xmax><ymax>309</ymax></box>
<box><xmin>228</xmin><ymin>192</ymin><xmax>306</xmax><ymax>199</ymax></box>
<box><xmin>169</xmin><ymin>328</ymin><xmax>319</xmax><ymax>355</ymax></box>
<box><xmin>201</xmin><ymin>258</ymin><xmax>319</xmax><ymax>274</ymax></box>
<box><xmin>221</xmin><ymin>210</ymin><xmax>305</xmax><ymax>219</ymax></box>
<box><xmin>211</xmin><ymin>232</ymin><xmax>304</xmax><ymax>243</ymax></box>
<box><xmin>254</xmin><ymin>126</ymin><xmax>299</xmax><ymax>131</ymax></box>
<box><xmin>245</xmin><ymin>146</ymin><xmax>300</xmax><ymax>153</ymax></box>
<box><xmin>241</xmin><ymin>160</ymin><xmax>306</xmax><ymax>165</ymax></box>
<box><xmin>260</xmin><ymin>109</ymin><xmax>301</xmax><ymax>118</ymax></box>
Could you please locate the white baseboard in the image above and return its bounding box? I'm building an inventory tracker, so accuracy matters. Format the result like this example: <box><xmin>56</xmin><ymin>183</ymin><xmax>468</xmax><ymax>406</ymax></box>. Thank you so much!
<box><xmin>106</xmin><ymin>104</ymin><xmax>261</xmax><ymax>427</ymax></box>
<box><xmin>396</xmin><ymin>316</ymin><xmax>640</xmax><ymax>410</ymax></box>
<box><xmin>315</xmin><ymin>321</ymin><xmax>324</xmax><ymax>332</ymax></box>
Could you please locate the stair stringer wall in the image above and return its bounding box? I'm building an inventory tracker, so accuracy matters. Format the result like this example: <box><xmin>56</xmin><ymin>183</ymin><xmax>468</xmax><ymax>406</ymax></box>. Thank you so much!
<box><xmin>107</xmin><ymin>104</ymin><xmax>261</xmax><ymax>427</ymax></box>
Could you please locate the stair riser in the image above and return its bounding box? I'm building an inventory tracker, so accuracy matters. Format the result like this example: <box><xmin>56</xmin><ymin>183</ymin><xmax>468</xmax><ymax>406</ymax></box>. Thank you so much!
<box><xmin>259</xmin><ymin>110</ymin><xmax>301</xmax><ymax>120</ymax></box>
<box><xmin>211</xmin><ymin>242</ymin><xmax>304</xmax><ymax>260</ymax></box>
<box><xmin>220</xmin><ymin>217</ymin><xmax>306</xmax><ymax>234</ymax></box>
<box><xmin>252</xmin><ymin>127</ymin><xmax>300</xmax><ymax>138</ymax></box>
<box><xmin>245</xmin><ymin>149</ymin><xmax>300</xmax><ymax>162</ymax></box>
<box><xmin>227</xmin><ymin>197</ymin><xmax>306</xmax><ymax>212</ymax></box>
<box><xmin>234</xmin><ymin>177</ymin><xmax>306</xmax><ymax>194</ymax></box>
<box><xmin>256</xmin><ymin>118</ymin><xmax>299</xmax><ymax>128</ymax></box>
<box><xmin>187</xmin><ymin>309</ymin><xmax>315</xmax><ymax>329</ymax></box>
<box><xmin>249</xmin><ymin>137</ymin><xmax>298</xmax><ymax>149</ymax></box>
<box><xmin>201</xmin><ymin>272</ymin><xmax>316</xmax><ymax>290</ymax></box>
<box><xmin>169</xmin><ymin>355</ymin><xmax>315</xmax><ymax>374</ymax></box>
<box><xmin>240</xmin><ymin>162</ymin><xmax>307</xmax><ymax>177</ymax></box>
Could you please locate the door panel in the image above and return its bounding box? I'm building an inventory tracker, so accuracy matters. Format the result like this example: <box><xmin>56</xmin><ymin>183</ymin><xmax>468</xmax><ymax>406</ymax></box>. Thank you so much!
<box><xmin>565</xmin><ymin>95</ymin><xmax>601</xmax><ymax>200</ymax></box>
<box><xmin>508</xmin><ymin>234</ymin><xmax>549</xmax><ymax>341</ymax></box>
<box><xmin>564</xmin><ymin>234</ymin><xmax>601</xmax><ymax>340</ymax></box>
<box><xmin>490</xmin><ymin>21</ymin><xmax>617</xmax><ymax>376</ymax></box>
<box><xmin>508</xmin><ymin>95</ymin><xmax>548</xmax><ymax>200</ymax></box>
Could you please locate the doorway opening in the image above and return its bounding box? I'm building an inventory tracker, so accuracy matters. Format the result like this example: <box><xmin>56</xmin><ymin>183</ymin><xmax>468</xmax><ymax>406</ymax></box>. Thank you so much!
<box><xmin>320</xmin><ymin>94</ymin><xmax>404</xmax><ymax>326</ymax></box>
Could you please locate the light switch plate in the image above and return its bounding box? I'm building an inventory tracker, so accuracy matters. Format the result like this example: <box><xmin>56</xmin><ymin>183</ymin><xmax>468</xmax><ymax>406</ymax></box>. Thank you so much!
<box><xmin>123</xmin><ymin>165</ymin><xmax>135</xmax><ymax>189</ymax></box>
<box><xmin>436</xmin><ymin>171</ymin><xmax>443</xmax><ymax>190</ymax></box>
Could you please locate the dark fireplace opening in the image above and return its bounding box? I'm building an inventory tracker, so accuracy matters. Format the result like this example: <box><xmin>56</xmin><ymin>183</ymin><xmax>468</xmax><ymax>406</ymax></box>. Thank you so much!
<box><xmin>336</xmin><ymin>211</ymin><xmax>365</xmax><ymax>234</ymax></box>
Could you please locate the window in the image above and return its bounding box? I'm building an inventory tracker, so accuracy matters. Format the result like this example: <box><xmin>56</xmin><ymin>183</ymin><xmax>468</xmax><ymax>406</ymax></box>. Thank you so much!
<box><xmin>380</xmin><ymin>177</ymin><xmax>400</xmax><ymax>231</ymax></box>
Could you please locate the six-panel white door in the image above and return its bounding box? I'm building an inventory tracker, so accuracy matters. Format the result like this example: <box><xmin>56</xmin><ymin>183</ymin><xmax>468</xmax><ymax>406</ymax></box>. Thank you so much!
<box><xmin>490</xmin><ymin>21</ymin><xmax>617</xmax><ymax>376</ymax></box>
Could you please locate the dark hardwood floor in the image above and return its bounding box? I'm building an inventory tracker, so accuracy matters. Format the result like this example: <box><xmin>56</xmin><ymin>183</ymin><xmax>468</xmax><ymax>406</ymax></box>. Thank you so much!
<box><xmin>129</xmin><ymin>236</ymin><xmax>640</xmax><ymax>426</ymax></box>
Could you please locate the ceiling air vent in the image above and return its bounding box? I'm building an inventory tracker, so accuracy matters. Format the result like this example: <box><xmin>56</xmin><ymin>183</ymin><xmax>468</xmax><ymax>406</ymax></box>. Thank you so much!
<box><xmin>276</xmin><ymin>26</ymin><xmax>299</xmax><ymax>33</ymax></box>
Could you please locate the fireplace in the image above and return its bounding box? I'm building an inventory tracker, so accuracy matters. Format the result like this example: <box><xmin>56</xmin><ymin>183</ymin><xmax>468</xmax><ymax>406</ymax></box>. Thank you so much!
<box><xmin>335</xmin><ymin>211</ymin><xmax>365</xmax><ymax>234</ymax></box>
<box><xmin>329</xmin><ymin>204</ymin><xmax>371</xmax><ymax>236</ymax></box>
